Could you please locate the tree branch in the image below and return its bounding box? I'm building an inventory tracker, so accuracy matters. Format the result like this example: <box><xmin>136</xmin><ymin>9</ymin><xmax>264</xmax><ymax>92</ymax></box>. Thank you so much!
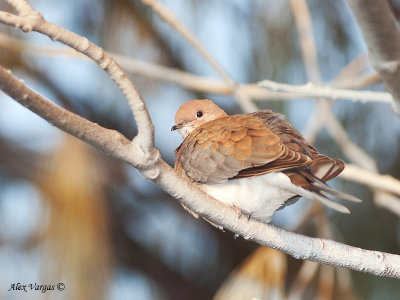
<box><xmin>347</xmin><ymin>0</ymin><xmax>400</xmax><ymax>113</ymax></box>
<box><xmin>374</xmin><ymin>192</ymin><xmax>400</xmax><ymax>217</ymax></box>
<box><xmin>289</xmin><ymin>0</ymin><xmax>327</xmax><ymax>144</ymax></box>
<box><xmin>0</xmin><ymin>32</ymin><xmax>391</xmax><ymax>105</ymax></box>
<box><xmin>288</xmin><ymin>0</ymin><xmax>400</xmax><ymax>219</ymax></box>
<box><xmin>140</xmin><ymin>0</ymin><xmax>234</xmax><ymax>86</ymax></box>
<box><xmin>139</xmin><ymin>0</ymin><xmax>258</xmax><ymax>113</ymax></box>
<box><xmin>1</xmin><ymin>0</ymin><xmax>400</xmax><ymax>279</ymax></box>
<box><xmin>2</xmin><ymin>54</ymin><xmax>400</xmax><ymax>281</ymax></box>
<box><xmin>2</xmin><ymin>0</ymin><xmax>154</xmax><ymax>151</ymax></box>
<box><xmin>0</xmin><ymin>66</ymin><xmax>138</xmax><ymax>162</ymax></box>
<box><xmin>340</xmin><ymin>164</ymin><xmax>400</xmax><ymax>196</ymax></box>
<box><xmin>258</xmin><ymin>79</ymin><xmax>394</xmax><ymax>106</ymax></box>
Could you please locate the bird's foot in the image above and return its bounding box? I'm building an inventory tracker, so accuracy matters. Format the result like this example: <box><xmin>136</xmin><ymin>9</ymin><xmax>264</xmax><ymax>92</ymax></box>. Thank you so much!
<box><xmin>233</xmin><ymin>205</ymin><xmax>254</xmax><ymax>220</ymax></box>
<box><xmin>245</xmin><ymin>211</ymin><xmax>254</xmax><ymax>220</ymax></box>
<box><xmin>233</xmin><ymin>205</ymin><xmax>242</xmax><ymax>218</ymax></box>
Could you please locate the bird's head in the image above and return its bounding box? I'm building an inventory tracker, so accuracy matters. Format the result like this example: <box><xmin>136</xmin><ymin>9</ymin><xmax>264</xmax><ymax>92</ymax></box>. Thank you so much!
<box><xmin>172</xmin><ymin>99</ymin><xmax>228</xmax><ymax>139</ymax></box>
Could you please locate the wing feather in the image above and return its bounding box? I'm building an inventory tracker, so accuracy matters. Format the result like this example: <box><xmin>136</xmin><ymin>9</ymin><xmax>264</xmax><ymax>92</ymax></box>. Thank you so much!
<box><xmin>175</xmin><ymin>115</ymin><xmax>312</xmax><ymax>184</ymax></box>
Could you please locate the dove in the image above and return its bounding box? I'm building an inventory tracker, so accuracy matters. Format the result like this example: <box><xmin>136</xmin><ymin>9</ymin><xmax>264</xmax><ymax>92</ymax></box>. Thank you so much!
<box><xmin>172</xmin><ymin>99</ymin><xmax>360</xmax><ymax>223</ymax></box>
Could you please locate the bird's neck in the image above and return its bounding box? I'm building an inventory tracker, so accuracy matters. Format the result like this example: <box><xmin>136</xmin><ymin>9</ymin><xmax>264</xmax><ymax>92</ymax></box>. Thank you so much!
<box><xmin>178</xmin><ymin>125</ymin><xmax>195</xmax><ymax>139</ymax></box>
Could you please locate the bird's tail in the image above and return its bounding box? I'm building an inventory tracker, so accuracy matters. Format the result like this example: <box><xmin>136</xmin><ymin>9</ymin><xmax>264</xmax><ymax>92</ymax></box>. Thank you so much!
<box><xmin>284</xmin><ymin>168</ymin><xmax>362</xmax><ymax>214</ymax></box>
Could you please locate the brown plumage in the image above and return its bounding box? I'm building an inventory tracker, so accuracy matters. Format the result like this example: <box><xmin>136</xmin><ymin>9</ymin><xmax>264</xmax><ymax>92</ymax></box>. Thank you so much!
<box><xmin>172</xmin><ymin>99</ymin><xmax>360</xmax><ymax>222</ymax></box>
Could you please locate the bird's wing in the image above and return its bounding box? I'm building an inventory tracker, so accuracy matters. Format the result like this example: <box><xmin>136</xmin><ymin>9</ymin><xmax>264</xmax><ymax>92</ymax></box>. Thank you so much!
<box><xmin>175</xmin><ymin>115</ymin><xmax>312</xmax><ymax>184</ymax></box>
<box><xmin>245</xmin><ymin>111</ymin><xmax>345</xmax><ymax>181</ymax></box>
<box><xmin>307</xmin><ymin>150</ymin><xmax>344</xmax><ymax>182</ymax></box>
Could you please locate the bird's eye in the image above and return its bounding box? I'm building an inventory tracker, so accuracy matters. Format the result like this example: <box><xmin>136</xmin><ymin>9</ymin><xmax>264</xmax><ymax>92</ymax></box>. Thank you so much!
<box><xmin>196</xmin><ymin>111</ymin><xmax>203</xmax><ymax>118</ymax></box>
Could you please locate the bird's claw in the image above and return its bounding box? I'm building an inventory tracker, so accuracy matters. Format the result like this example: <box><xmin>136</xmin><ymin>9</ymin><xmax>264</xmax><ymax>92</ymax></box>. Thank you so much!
<box><xmin>233</xmin><ymin>205</ymin><xmax>254</xmax><ymax>220</ymax></box>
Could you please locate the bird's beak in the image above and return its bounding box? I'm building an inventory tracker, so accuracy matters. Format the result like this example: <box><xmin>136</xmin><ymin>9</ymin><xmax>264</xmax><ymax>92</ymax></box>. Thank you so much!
<box><xmin>171</xmin><ymin>124</ymin><xmax>180</xmax><ymax>131</ymax></box>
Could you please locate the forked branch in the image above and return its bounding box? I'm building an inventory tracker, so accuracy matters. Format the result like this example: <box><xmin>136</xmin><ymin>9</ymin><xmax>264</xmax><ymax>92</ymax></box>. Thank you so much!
<box><xmin>0</xmin><ymin>0</ymin><xmax>399</xmax><ymax>279</ymax></box>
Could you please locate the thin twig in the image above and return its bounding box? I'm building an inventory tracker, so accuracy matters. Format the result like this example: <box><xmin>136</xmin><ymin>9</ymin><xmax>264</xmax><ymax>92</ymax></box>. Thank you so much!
<box><xmin>340</xmin><ymin>164</ymin><xmax>400</xmax><ymax>196</ymax></box>
<box><xmin>336</xmin><ymin>73</ymin><xmax>380</xmax><ymax>90</ymax></box>
<box><xmin>140</xmin><ymin>0</ymin><xmax>234</xmax><ymax>86</ymax></box>
<box><xmin>334</xmin><ymin>54</ymin><xmax>369</xmax><ymax>85</ymax></box>
<box><xmin>374</xmin><ymin>192</ymin><xmax>400</xmax><ymax>217</ymax></box>
<box><xmin>289</xmin><ymin>0</ymin><xmax>321</xmax><ymax>82</ymax></box>
<box><xmin>139</xmin><ymin>0</ymin><xmax>260</xmax><ymax>113</ymax></box>
<box><xmin>318</xmin><ymin>265</ymin><xmax>335</xmax><ymax>300</ymax></box>
<box><xmin>287</xmin><ymin>261</ymin><xmax>319</xmax><ymax>300</ymax></box>
<box><xmin>325</xmin><ymin>114</ymin><xmax>377</xmax><ymax>171</ymax></box>
<box><xmin>258</xmin><ymin>80</ymin><xmax>394</xmax><ymax>105</ymax></box>
<box><xmin>0</xmin><ymin>32</ymin><xmax>391</xmax><ymax>105</ymax></box>
<box><xmin>336</xmin><ymin>267</ymin><xmax>359</xmax><ymax>300</ymax></box>
<box><xmin>290</xmin><ymin>0</ymin><xmax>326</xmax><ymax>143</ymax></box>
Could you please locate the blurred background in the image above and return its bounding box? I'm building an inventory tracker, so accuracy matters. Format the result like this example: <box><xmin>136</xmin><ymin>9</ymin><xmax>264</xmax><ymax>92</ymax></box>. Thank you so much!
<box><xmin>0</xmin><ymin>0</ymin><xmax>400</xmax><ymax>299</ymax></box>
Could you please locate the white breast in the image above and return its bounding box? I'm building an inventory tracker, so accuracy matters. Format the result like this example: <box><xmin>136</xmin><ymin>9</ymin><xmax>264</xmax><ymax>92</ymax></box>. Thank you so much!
<box><xmin>201</xmin><ymin>172</ymin><xmax>297</xmax><ymax>222</ymax></box>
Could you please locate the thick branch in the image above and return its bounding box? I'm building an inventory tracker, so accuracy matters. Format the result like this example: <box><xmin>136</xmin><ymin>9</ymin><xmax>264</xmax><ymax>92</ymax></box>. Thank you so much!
<box><xmin>347</xmin><ymin>0</ymin><xmax>400</xmax><ymax>113</ymax></box>
<box><xmin>0</xmin><ymin>65</ymin><xmax>137</xmax><ymax>164</ymax></box>
<box><xmin>1</xmin><ymin>0</ymin><xmax>400</xmax><ymax>279</ymax></box>
<box><xmin>153</xmin><ymin>161</ymin><xmax>400</xmax><ymax>279</ymax></box>
<box><xmin>1</xmin><ymin>64</ymin><xmax>400</xmax><ymax>278</ymax></box>
<box><xmin>1</xmin><ymin>0</ymin><xmax>154</xmax><ymax>150</ymax></box>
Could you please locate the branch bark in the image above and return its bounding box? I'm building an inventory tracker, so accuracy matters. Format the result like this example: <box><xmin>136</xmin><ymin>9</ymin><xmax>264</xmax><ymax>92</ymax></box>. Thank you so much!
<box><xmin>347</xmin><ymin>0</ymin><xmax>400</xmax><ymax>113</ymax></box>
<box><xmin>1</xmin><ymin>0</ymin><xmax>400</xmax><ymax>279</ymax></box>
<box><xmin>1</xmin><ymin>0</ymin><xmax>154</xmax><ymax>152</ymax></box>
<box><xmin>258</xmin><ymin>79</ymin><xmax>394</xmax><ymax>105</ymax></box>
<box><xmin>0</xmin><ymin>32</ymin><xmax>391</xmax><ymax>105</ymax></box>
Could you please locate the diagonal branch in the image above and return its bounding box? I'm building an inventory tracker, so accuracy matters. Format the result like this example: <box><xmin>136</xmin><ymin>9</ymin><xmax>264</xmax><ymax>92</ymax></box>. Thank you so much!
<box><xmin>347</xmin><ymin>0</ymin><xmax>400</xmax><ymax>113</ymax></box>
<box><xmin>1</xmin><ymin>0</ymin><xmax>400</xmax><ymax>279</ymax></box>
<box><xmin>0</xmin><ymin>66</ymin><xmax>134</xmax><ymax>164</ymax></box>
<box><xmin>289</xmin><ymin>0</ymin><xmax>327</xmax><ymax>144</ymax></box>
<box><xmin>140</xmin><ymin>0</ymin><xmax>258</xmax><ymax>113</ymax></box>
<box><xmin>2</xmin><ymin>62</ymin><xmax>400</xmax><ymax>278</ymax></box>
<box><xmin>2</xmin><ymin>0</ymin><xmax>154</xmax><ymax>151</ymax></box>
<box><xmin>340</xmin><ymin>164</ymin><xmax>400</xmax><ymax>196</ymax></box>
<box><xmin>140</xmin><ymin>0</ymin><xmax>234</xmax><ymax>86</ymax></box>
